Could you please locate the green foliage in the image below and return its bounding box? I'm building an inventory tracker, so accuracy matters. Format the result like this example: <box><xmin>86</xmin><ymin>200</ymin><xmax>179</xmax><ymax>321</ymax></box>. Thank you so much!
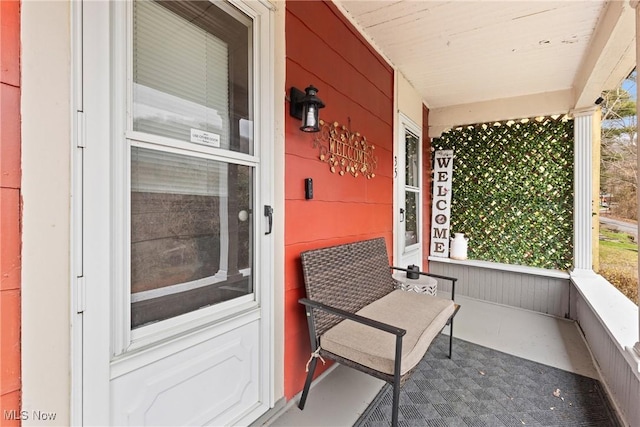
<box><xmin>433</xmin><ymin>116</ymin><xmax>574</xmax><ymax>270</ymax></box>
<box><xmin>600</xmin><ymin>71</ymin><xmax>637</xmax><ymax>220</ymax></box>
<box><xmin>600</xmin><ymin>227</ymin><xmax>637</xmax><ymax>252</ymax></box>
<box><xmin>601</xmin><ymin>88</ymin><xmax>636</xmax><ymax>121</ymax></box>
<box><xmin>598</xmin><ymin>268</ymin><xmax>638</xmax><ymax>304</ymax></box>
<box><xmin>599</xmin><ymin>227</ymin><xmax>638</xmax><ymax>304</ymax></box>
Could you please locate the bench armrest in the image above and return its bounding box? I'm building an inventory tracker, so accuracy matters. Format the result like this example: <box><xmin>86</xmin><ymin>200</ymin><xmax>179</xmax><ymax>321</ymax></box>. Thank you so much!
<box><xmin>299</xmin><ymin>298</ymin><xmax>406</xmax><ymax>337</ymax></box>
<box><xmin>390</xmin><ymin>266</ymin><xmax>457</xmax><ymax>301</ymax></box>
<box><xmin>298</xmin><ymin>296</ymin><xmax>408</xmax><ymax>398</ymax></box>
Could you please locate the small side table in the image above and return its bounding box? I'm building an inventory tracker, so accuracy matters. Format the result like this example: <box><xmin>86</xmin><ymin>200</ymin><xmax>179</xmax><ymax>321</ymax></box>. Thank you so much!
<box><xmin>392</xmin><ymin>272</ymin><xmax>438</xmax><ymax>296</ymax></box>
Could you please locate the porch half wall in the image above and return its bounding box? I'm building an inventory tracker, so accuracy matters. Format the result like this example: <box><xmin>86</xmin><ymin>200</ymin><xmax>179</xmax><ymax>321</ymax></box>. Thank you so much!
<box><xmin>572</xmin><ymin>276</ymin><xmax>640</xmax><ymax>426</ymax></box>
<box><xmin>283</xmin><ymin>0</ymin><xmax>396</xmax><ymax>399</ymax></box>
<box><xmin>429</xmin><ymin>261</ymin><xmax>571</xmax><ymax>318</ymax></box>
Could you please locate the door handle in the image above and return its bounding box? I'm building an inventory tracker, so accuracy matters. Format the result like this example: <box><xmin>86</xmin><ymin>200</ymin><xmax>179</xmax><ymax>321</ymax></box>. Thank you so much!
<box><xmin>264</xmin><ymin>205</ymin><xmax>273</xmax><ymax>235</ymax></box>
<box><xmin>399</xmin><ymin>208</ymin><xmax>405</xmax><ymax>222</ymax></box>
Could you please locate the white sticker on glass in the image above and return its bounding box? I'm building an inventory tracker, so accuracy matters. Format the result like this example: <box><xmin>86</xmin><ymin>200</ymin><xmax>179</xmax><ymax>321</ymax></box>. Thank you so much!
<box><xmin>190</xmin><ymin>129</ymin><xmax>221</xmax><ymax>147</ymax></box>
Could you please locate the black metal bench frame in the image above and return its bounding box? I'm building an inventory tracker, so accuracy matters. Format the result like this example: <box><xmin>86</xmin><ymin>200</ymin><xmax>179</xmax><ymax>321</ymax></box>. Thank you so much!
<box><xmin>296</xmin><ymin>238</ymin><xmax>459</xmax><ymax>426</ymax></box>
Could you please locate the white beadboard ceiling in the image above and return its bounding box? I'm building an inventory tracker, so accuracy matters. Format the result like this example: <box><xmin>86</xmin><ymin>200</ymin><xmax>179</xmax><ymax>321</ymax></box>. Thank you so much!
<box><xmin>336</xmin><ymin>0</ymin><xmax>636</xmax><ymax>132</ymax></box>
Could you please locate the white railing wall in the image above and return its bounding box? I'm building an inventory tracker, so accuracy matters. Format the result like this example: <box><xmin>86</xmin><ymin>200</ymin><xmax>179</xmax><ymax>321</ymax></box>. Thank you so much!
<box><xmin>572</xmin><ymin>275</ymin><xmax>640</xmax><ymax>426</ymax></box>
<box><xmin>428</xmin><ymin>259</ymin><xmax>571</xmax><ymax>318</ymax></box>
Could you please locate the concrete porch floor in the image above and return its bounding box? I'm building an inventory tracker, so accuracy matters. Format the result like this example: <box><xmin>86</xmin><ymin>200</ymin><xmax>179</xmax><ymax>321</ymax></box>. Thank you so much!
<box><xmin>264</xmin><ymin>295</ymin><xmax>600</xmax><ymax>427</ymax></box>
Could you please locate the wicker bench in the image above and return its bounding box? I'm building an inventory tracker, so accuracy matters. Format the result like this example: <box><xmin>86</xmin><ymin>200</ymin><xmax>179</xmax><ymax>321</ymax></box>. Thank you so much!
<box><xmin>297</xmin><ymin>237</ymin><xmax>460</xmax><ymax>426</ymax></box>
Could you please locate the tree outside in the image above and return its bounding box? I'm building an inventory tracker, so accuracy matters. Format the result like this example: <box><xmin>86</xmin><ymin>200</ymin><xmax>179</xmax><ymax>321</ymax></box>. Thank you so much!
<box><xmin>599</xmin><ymin>69</ymin><xmax>638</xmax><ymax>304</ymax></box>
<box><xmin>601</xmin><ymin>70</ymin><xmax>637</xmax><ymax>219</ymax></box>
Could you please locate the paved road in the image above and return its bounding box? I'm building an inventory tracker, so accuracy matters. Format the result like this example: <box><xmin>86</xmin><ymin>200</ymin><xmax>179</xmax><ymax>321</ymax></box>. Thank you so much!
<box><xmin>600</xmin><ymin>216</ymin><xmax>638</xmax><ymax>238</ymax></box>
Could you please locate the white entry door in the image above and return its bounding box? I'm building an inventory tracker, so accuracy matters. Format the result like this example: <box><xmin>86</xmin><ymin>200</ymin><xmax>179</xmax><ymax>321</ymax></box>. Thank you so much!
<box><xmin>395</xmin><ymin>115</ymin><xmax>423</xmax><ymax>268</ymax></box>
<box><xmin>79</xmin><ymin>1</ymin><xmax>274</xmax><ymax>425</ymax></box>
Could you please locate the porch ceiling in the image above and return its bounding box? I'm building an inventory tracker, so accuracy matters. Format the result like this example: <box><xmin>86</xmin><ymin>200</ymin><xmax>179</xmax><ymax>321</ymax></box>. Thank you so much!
<box><xmin>335</xmin><ymin>0</ymin><xmax>636</xmax><ymax>136</ymax></box>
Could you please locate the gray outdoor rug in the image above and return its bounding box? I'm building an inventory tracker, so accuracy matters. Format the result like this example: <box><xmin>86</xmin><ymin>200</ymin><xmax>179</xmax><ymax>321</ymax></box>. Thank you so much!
<box><xmin>354</xmin><ymin>335</ymin><xmax>619</xmax><ymax>427</ymax></box>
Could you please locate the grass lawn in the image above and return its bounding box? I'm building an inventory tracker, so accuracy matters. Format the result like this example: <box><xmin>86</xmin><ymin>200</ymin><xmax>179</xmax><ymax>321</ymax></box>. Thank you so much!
<box><xmin>599</xmin><ymin>227</ymin><xmax>638</xmax><ymax>304</ymax></box>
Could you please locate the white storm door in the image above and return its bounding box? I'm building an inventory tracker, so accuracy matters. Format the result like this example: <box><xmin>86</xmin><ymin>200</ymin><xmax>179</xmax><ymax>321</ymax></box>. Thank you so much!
<box><xmin>81</xmin><ymin>1</ymin><xmax>274</xmax><ymax>425</ymax></box>
<box><xmin>395</xmin><ymin>115</ymin><xmax>423</xmax><ymax>268</ymax></box>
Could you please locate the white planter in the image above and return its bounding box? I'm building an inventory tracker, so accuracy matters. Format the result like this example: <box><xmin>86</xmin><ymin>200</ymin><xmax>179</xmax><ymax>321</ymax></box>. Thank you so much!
<box><xmin>450</xmin><ymin>232</ymin><xmax>468</xmax><ymax>260</ymax></box>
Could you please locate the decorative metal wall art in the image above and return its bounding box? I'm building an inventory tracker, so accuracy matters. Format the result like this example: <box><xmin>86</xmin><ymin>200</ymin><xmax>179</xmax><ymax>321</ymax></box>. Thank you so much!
<box><xmin>313</xmin><ymin>119</ymin><xmax>377</xmax><ymax>178</ymax></box>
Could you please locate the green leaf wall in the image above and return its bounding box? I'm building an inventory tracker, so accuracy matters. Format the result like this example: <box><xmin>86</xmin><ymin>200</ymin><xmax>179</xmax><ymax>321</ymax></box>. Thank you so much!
<box><xmin>433</xmin><ymin>116</ymin><xmax>574</xmax><ymax>271</ymax></box>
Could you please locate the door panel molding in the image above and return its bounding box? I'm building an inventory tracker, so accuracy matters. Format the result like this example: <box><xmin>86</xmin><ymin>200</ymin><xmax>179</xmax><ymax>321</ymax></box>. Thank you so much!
<box><xmin>111</xmin><ymin>320</ymin><xmax>260</xmax><ymax>426</ymax></box>
<box><xmin>111</xmin><ymin>308</ymin><xmax>260</xmax><ymax>379</ymax></box>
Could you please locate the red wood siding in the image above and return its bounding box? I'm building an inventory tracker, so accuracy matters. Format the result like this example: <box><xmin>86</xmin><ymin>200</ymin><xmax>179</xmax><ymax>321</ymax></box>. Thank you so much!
<box><xmin>422</xmin><ymin>105</ymin><xmax>432</xmax><ymax>270</ymax></box>
<box><xmin>284</xmin><ymin>1</ymin><xmax>394</xmax><ymax>398</ymax></box>
<box><xmin>0</xmin><ymin>1</ymin><xmax>21</xmax><ymax>425</ymax></box>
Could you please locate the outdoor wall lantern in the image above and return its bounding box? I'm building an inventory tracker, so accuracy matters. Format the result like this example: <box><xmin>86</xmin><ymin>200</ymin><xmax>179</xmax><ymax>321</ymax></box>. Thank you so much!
<box><xmin>290</xmin><ymin>85</ymin><xmax>325</xmax><ymax>132</ymax></box>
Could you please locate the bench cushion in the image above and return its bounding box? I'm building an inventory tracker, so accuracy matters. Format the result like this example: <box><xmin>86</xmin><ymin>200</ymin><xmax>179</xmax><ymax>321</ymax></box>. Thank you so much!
<box><xmin>321</xmin><ymin>289</ymin><xmax>455</xmax><ymax>376</ymax></box>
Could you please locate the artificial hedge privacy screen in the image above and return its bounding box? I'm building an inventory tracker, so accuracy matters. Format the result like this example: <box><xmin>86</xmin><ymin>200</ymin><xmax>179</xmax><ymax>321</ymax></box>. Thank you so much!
<box><xmin>432</xmin><ymin>116</ymin><xmax>574</xmax><ymax>271</ymax></box>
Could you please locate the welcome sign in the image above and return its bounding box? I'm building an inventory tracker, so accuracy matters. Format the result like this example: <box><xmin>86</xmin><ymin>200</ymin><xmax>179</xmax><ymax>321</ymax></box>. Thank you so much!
<box><xmin>430</xmin><ymin>150</ymin><xmax>454</xmax><ymax>257</ymax></box>
<box><xmin>313</xmin><ymin>120</ymin><xmax>378</xmax><ymax>179</ymax></box>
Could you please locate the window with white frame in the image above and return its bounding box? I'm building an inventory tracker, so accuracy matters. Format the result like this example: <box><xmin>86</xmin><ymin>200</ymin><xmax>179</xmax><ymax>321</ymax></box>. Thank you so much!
<box><xmin>404</xmin><ymin>129</ymin><xmax>420</xmax><ymax>249</ymax></box>
<box><xmin>128</xmin><ymin>0</ymin><xmax>256</xmax><ymax>329</ymax></box>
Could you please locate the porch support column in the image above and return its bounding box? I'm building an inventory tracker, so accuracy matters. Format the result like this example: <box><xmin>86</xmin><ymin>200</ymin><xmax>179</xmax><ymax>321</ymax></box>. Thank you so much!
<box><xmin>572</xmin><ymin>107</ymin><xmax>598</xmax><ymax>276</ymax></box>
<box><xmin>634</xmin><ymin>0</ymin><xmax>640</xmax><ymax>360</ymax></box>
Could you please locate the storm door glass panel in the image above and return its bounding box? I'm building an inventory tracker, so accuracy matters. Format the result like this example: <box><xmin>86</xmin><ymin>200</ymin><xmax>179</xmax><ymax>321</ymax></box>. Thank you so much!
<box><xmin>133</xmin><ymin>0</ymin><xmax>253</xmax><ymax>155</ymax></box>
<box><xmin>130</xmin><ymin>147</ymin><xmax>253</xmax><ymax>329</ymax></box>
<box><xmin>404</xmin><ymin>130</ymin><xmax>420</xmax><ymax>247</ymax></box>
<box><xmin>405</xmin><ymin>131</ymin><xmax>419</xmax><ymax>188</ymax></box>
<box><xmin>405</xmin><ymin>190</ymin><xmax>418</xmax><ymax>246</ymax></box>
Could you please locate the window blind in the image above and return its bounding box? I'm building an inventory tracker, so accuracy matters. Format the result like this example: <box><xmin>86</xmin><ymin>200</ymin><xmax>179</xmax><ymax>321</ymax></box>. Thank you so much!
<box><xmin>133</xmin><ymin>0</ymin><xmax>230</xmax><ymax>147</ymax></box>
<box><xmin>131</xmin><ymin>147</ymin><xmax>228</xmax><ymax>197</ymax></box>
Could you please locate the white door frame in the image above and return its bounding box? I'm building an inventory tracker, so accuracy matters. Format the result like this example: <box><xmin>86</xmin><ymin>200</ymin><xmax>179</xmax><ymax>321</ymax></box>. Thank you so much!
<box><xmin>70</xmin><ymin>0</ymin><xmax>84</xmax><ymax>423</ymax></box>
<box><xmin>394</xmin><ymin>113</ymin><xmax>424</xmax><ymax>269</ymax></box>
<box><xmin>73</xmin><ymin>1</ymin><xmax>275</xmax><ymax>424</ymax></box>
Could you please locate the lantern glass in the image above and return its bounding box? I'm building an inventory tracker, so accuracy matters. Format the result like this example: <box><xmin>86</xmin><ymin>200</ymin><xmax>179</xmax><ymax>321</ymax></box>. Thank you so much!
<box><xmin>301</xmin><ymin>103</ymin><xmax>320</xmax><ymax>132</ymax></box>
<box><xmin>289</xmin><ymin>85</ymin><xmax>325</xmax><ymax>133</ymax></box>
